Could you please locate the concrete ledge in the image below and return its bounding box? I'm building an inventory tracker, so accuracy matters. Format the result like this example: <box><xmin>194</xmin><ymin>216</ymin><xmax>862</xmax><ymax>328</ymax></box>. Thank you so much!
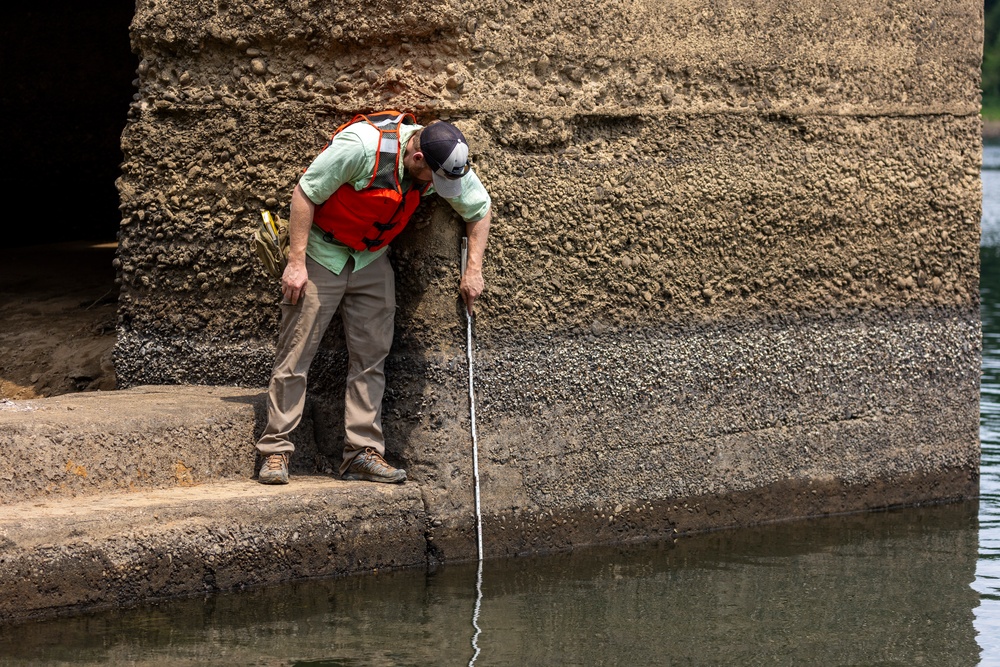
<box><xmin>0</xmin><ymin>386</ymin><xmax>267</xmax><ymax>503</ymax></box>
<box><xmin>0</xmin><ymin>477</ymin><xmax>426</xmax><ymax>623</ymax></box>
<box><xmin>0</xmin><ymin>462</ymin><xmax>974</xmax><ymax>624</ymax></box>
<box><xmin>0</xmin><ymin>376</ymin><xmax>978</xmax><ymax>622</ymax></box>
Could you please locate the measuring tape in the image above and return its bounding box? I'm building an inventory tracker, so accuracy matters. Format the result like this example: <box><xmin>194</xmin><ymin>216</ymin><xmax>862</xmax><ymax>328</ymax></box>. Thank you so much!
<box><xmin>462</xmin><ymin>237</ymin><xmax>484</xmax><ymax>562</ymax></box>
<box><xmin>462</xmin><ymin>237</ymin><xmax>484</xmax><ymax>666</ymax></box>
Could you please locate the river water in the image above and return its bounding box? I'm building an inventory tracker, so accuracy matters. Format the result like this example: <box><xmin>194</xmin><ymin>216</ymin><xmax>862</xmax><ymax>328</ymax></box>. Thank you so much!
<box><xmin>0</xmin><ymin>152</ymin><xmax>997</xmax><ymax>666</ymax></box>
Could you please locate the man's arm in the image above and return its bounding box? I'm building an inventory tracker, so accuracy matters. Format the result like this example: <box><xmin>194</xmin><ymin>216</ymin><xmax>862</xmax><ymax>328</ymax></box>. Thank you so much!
<box><xmin>460</xmin><ymin>207</ymin><xmax>491</xmax><ymax>315</ymax></box>
<box><xmin>281</xmin><ymin>184</ymin><xmax>315</xmax><ymax>305</ymax></box>
<box><xmin>282</xmin><ymin>128</ymin><xmax>370</xmax><ymax>304</ymax></box>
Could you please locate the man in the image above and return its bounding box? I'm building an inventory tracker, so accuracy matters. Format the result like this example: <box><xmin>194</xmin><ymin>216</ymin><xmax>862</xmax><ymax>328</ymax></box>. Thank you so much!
<box><xmin>255</xmin><ymin>111</ymin><xmax>492</xmax><ymax>485</ymax></box>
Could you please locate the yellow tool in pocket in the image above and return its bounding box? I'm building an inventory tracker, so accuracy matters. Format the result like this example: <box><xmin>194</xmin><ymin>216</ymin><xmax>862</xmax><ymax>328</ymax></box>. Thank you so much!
<box><xmin>250</xmin><ymin>210</ymin><xmax>289</xmax><ymax>280</ymax></box>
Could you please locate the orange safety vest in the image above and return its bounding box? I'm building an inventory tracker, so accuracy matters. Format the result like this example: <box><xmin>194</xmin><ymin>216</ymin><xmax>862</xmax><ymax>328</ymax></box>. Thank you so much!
<box><xmin>311</xmin><ymin>111</ymin><xmax>430</xmax><ymax>251</ymax></box>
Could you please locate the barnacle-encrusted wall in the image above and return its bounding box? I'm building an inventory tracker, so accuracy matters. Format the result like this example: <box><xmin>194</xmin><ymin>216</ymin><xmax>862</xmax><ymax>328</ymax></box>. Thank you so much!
<box><xmin>116</xmin><ymin>0</ymin><xmax>982</xmax><ymax>556</ymax></box>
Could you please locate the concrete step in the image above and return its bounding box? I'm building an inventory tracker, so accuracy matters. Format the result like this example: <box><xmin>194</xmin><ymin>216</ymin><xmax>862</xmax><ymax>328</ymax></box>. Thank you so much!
<box><xmin>0</xmin><ymin>475</ymin><xmax>428</xmax><ymax>622</ymax></box>
<box><xmin>0</xmin><ymin>385</ymin><xmax>326</xmax><ymax>503</ymax></box>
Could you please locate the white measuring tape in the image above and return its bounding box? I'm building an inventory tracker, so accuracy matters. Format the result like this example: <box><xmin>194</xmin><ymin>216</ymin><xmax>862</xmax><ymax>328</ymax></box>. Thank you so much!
<box><xmin>462</xmin><ymin>237</ymin><xmax>484</xmax><ymax>561</ymax></box>
<box><xmin>462</xmin><ymin>238</ymin><xmax>484</xmax><ymax>667</ymax></box>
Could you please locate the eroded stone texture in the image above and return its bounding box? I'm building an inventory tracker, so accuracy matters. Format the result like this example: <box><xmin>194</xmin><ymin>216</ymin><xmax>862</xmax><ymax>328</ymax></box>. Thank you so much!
<box><xmin>115</xmin><ymin>0</ymin><xmax>983</xmax><ymax>558</ymax></box>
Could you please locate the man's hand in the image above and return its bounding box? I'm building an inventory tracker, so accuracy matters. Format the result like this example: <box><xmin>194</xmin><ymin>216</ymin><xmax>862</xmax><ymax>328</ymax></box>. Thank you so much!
<box><xmin>281</xmin><ymin>258</ymin><xmax>308</xmax><ymax>305</ymax></box>
<box><xmin>460</xmin><ymin>267</ymin><xmax>484</xmax><ymax>315</ymax></box>
<box><xmin>281</xmin><ymin>185</ymin><xmax>316</xmax><ymax>306</ymax></box>
<box><xmin>461</xmin><ymin>209</ymin><xmax>491</xmax><ymax>316</ymax></box>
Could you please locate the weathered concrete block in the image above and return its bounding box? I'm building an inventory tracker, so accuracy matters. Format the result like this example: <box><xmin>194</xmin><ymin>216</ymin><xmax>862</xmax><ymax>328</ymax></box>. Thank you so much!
<box><xmin>0</xmin><ymin>386</ymin><xmax>265</xmax><ymax>502</ymax></box>
<box><xmin>112</xmin><ymin>0</ymin><xmax>981</xmax><ymax>561</ymax></box>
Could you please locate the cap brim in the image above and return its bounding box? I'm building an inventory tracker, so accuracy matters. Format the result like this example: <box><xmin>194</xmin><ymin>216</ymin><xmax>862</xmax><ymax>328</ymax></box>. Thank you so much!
<box><xmin>432</xmin><ymin>172</ymin><xmax>464</xmax><ymax>199</ymax></box>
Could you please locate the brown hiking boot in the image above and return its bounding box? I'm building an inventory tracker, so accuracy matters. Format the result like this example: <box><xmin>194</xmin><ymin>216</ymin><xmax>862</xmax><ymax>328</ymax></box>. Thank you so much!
<box><xmin>342</xmin><ymin>447</ymin><xmax>406</xmax><ymax>484</ymax></box>
<box><xmin>258</xmin><ymin>452</ymin><xmax>289</xmax><ymax>485</ymax></box>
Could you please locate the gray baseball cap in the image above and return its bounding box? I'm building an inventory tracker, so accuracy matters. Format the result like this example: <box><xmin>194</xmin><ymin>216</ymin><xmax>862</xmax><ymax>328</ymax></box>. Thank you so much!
<box><xmin>421</xmin><ymin>121</ymin><xmax>471</xmax><ymax>198</ymax></box>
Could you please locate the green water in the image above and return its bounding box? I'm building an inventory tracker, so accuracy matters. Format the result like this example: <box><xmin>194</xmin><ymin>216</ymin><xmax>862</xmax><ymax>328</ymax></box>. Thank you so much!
<box><xmin>0</xmin><ymin>505</ymin><xmax>983</xmax><ymax>666</ymax></box>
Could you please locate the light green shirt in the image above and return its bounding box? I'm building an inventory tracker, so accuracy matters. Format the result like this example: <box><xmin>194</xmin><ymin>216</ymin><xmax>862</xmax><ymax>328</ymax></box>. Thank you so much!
<box><xmin>299</xmin><ymin>120</ymin><xmax>492</xmax><ymax>275</ymax></box>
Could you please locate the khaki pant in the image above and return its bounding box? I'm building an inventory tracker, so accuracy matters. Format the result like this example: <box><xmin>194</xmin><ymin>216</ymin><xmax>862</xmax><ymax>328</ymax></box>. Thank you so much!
<box><xmin>255</xmin><ymin>254</ymin><xmax>395</xmax><ymax>475</ymax></box>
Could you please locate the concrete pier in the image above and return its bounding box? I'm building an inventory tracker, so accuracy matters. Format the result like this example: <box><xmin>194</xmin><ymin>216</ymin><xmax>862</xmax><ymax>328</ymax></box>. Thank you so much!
<box><xmin>0</xmin><ymin>0</ymin><xmax>984</xmax><ymax>624</ymax></box>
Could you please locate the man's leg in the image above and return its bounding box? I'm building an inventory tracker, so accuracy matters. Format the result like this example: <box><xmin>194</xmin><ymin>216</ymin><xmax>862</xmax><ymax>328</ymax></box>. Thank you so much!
<box><xmin>256</xmin><ymin>257</ymin><xmax>346</xmax><ymax>482</ymax></box>
<box><xmin>337</xmin><ymin>252</ymin><xmax>405</xmax><ymax>482</ymax></box>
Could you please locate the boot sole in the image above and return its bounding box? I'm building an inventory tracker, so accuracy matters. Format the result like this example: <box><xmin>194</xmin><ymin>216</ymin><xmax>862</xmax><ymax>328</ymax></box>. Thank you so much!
<box><xmin>258</xmin><ymin>474</ymin><xmax>289</xmax><ymax>485</ymax></box>
<box><xmin>342</xmin><ymin>472</ymin><xmax>406</xmax><ymax>484</ymax></box>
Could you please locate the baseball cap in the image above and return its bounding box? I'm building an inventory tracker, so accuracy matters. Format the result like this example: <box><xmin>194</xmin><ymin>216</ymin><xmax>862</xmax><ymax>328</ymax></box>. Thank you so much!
<box><xmin>420</xmin><ymin>121</ymin><xmax>471</xmax><ymax>198</ymax></box>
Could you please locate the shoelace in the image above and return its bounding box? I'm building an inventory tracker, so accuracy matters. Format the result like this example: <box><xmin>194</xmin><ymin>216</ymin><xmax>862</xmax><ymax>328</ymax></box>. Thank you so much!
<box><xmin>265</xmin><ymin>454</ymin><xmax>286</xmax><ymax>471</ymax></box>
<box><xmin>360</xmin><ymin>448</ymin><xmax>392</xmax><ymax>471</ymax></box>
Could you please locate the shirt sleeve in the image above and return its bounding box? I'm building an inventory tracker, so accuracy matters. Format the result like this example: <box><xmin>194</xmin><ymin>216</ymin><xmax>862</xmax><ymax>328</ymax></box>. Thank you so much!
<box><xmin>437</xmin><ymin>169</ymin><xmax>492</xmax><ymax>222</ymax></box>
<box><xmin>298</xmin><ymin>129</ymin><xmax>371</xmax><ymax>205</ymax></box>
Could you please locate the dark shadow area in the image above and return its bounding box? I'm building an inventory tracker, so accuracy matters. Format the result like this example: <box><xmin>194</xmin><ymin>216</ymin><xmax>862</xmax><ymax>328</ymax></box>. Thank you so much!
<box><xmin>0</xmin><ymin>241</ymin><xmax>118</xmax><ymax>399</ymax></box>
<box><xmin>1</xmin><ymin>2</ymin><xmax>136</xmax><ymax>248</ymax></box>
<box><xmin>0</xmin><ymin>3</ymin><xmax>135</xmax><ymax>397</ymax></box>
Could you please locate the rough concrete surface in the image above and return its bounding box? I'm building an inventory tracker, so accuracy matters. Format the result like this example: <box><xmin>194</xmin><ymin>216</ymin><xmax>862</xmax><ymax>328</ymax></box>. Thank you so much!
<box><xmin>0</xmin><ymin>378</ymin><xmax>974</xmax><ymax>623</ymax></box>
<box><xmin>0</xmin><ymin>387</ymin><xmax>262</xmax><ymax>503</ymax></box>
<box><xmin>3</xmin><ymin>0</ymin><xmax>984</xmax><ymax>622</ymax></box>
<box><xmin>0</xmin><ymin>472</ymin><xmax>425</xmax><ymax>623</ymax></box>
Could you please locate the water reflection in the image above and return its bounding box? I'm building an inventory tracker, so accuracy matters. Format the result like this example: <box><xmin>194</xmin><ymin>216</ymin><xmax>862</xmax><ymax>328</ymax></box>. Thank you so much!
<box><xmin>976</xmin><ymin>142</ymin><xmax>1000</xmax><ymax>661</ymax></box>
<box><xmin>982</xmin><ymin>145</ymin><xmax>1000</xmax><ymax>247</ymax></box>
<box><xmin>0</xmin><ymin>504</ymin><xmax>981</xmax><ymax>666</ymax></box>
<box><xmin>471</xmin><ymin>507</ymin><xmax>979</xmax><ymax>667</ymax></box>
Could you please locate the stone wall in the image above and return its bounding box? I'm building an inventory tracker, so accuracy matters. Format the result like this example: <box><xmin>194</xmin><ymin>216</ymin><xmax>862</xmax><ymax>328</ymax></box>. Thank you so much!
<box><xmin>115</xmin><ymin>0</ymin><xmax>982</xmax><ymax>559</ymax></box>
